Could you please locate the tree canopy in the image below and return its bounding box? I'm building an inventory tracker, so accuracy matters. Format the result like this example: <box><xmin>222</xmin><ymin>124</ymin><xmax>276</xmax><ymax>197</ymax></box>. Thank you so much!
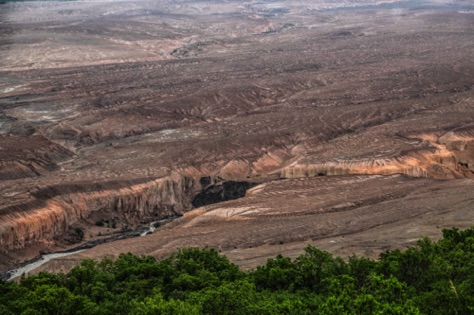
<box><xmin>1</xmin><ymin>227</ymin><xmax>474</xmax><ymax>314</ymax></box>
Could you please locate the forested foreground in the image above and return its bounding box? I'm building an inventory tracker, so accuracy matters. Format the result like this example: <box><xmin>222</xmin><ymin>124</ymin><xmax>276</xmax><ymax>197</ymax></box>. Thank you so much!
<box><xmin>1</xmin><ymin>228</ymin><xmax>474</xmax><ymax>315</ymax></box>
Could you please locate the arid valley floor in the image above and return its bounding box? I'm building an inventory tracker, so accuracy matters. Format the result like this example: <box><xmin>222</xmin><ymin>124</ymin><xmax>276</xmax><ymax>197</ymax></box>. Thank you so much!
<box><xmin>0</xmin><ymin>0</ymin><xmax>473</xmax><ymax>277</ymax></box>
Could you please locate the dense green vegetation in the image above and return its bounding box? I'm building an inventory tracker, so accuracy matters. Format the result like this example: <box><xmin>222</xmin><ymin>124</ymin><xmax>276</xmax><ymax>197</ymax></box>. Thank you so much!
<box><xmin>1</xmin><ymin>227</ymin><xmax>473</xmax><ymax>314</ymax></box>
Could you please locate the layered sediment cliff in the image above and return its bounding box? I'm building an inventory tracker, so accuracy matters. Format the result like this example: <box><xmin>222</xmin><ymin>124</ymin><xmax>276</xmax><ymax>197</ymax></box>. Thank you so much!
<box><xmin>0</xmin><ymin>173</ymin><xmax>199</xmax><ymax>251</ymax></box>
<box><xmin>280</xmin><ymin>133</ymin><xmax>474</xmax><ymax>180</ymax></box>
<box><xmin>0</xmin><ymin>132</ymin><xmax>472</xmax><ymax>255</ymax></box>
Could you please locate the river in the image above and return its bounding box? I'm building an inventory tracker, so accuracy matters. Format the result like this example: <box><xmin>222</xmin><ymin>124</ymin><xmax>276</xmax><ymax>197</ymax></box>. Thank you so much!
<box><xmin>1</xmin><ymin>218</ymin><xmax>176</xmax><ymax>281</ymax></box>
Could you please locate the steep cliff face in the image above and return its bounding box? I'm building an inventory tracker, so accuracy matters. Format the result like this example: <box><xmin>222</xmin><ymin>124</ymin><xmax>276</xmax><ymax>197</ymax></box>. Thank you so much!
<box><xmin>279</xmin><ymin>151</ymin><xmax>454</xmax><ymax>179</ymax></box>
<box><xmin>437</xmin><ymin>131</ymin><xmax>474</xmax><ymax>175</ymax></box>
<box><xmin>279</xmin><ymin>133</ymin><xmax>474</xmax><ymax>180</ymax></box>
<box><xmin>0</xmin><ymin>200</ymin><xmax>70</xmax><ymax>251</ymax></box>
<box><xmin>280</xmin><ymin>159</ymin><xmax>428</xmax><ymax>179</ymax></box>
<box><xmin>0</xmin><ymin>173</ymin><xmax>199</xmax><ymax>251</ymax></box>
<box><xmin>1</xmin><ymin>131</ymin><xmax>472</xmax><ymax>253</ymax></box>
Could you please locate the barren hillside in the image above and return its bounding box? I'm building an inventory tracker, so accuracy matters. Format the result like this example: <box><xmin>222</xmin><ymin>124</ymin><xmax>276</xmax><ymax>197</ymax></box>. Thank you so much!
<box><xmin>0</xmin><ymin>0</ymin><xmax>473</xmax><ymax>275</ymax></box>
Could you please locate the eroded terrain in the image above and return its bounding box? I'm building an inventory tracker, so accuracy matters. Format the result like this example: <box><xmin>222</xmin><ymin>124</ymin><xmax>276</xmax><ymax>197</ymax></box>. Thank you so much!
<box><xmin>0</xmin><ymin>0</ymin><xmax>473</xmax><ymax>274</ymax></box>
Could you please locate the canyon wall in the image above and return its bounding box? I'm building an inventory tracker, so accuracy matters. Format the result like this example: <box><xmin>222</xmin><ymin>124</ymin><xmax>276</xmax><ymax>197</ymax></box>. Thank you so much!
<box><xmin>0</xmin><ymin>173</ymin><xmax>199</xmax><ymax>251</ymax></box>
<box><xmin>1</xmin><ymin>133</ymin><xmax>472</xmax><ymax>253</ymax></box>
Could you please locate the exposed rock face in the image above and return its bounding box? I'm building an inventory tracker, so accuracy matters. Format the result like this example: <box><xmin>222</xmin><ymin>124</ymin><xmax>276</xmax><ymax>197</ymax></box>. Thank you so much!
<box><xmin>31</xmin><ymin>175</ymin><xmax>474</xmax><ymax>275</ymax></box>
<box><xmin>438</xmin><ymin>132</ymin><xmax>474</xmax><ymax>175</ymax></box>
<box><xmin>5</xmin><ymin>133</ymin><xmax>469</xmax><ymax>252</ymax></box>
<box><xmin>279</xmin><ymin>146</ymin><xmax>463</xmax><ymax>180</ymax></box>
<box><xmin>0</xmin><ymin>173</ymin><xmax>200</xmax><ymax>251</ymax></box>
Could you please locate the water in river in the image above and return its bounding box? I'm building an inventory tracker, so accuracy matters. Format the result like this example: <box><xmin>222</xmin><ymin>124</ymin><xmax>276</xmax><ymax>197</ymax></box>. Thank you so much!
<box><xmin>3</xmin><ymin>217</ymin><xmax>180</xmax><ymax>281</ymax></box>
<box><xmin>6</xmin><ymin>250</ymin><xmax>85</xmax><ymax>280</ymax></box>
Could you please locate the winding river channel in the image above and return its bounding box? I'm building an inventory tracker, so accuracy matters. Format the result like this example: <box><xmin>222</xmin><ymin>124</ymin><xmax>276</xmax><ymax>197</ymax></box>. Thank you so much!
<box><xmin>2</xmin><ymin>219</ymin><xmax>173</xmax><ymax>281</ymax></box>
